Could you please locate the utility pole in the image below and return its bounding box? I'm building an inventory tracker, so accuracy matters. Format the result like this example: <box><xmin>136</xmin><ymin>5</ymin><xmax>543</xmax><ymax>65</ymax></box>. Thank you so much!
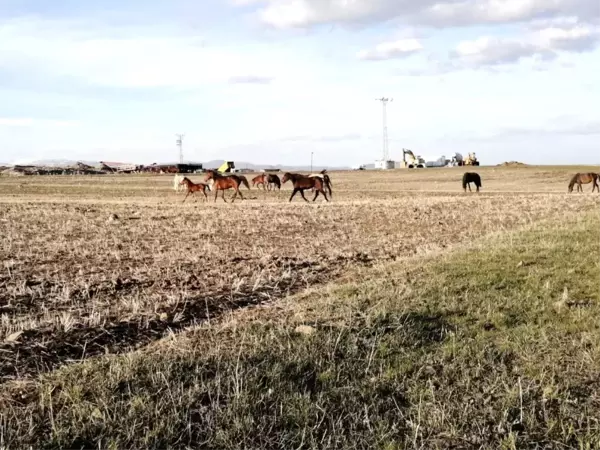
<box><xmin>311</xmin><ymin>151</ymin><xmax>314</xmax><ymax>173</ymax></box>
<box><xmin>375</xmin><ymin>97</ymin><xmax>392</xmax><ymax>161</ymax></box>
<box><xmin>175</xmin><ymin>134</ymin><xmax>185</xmax><ymax>164</ymax></box>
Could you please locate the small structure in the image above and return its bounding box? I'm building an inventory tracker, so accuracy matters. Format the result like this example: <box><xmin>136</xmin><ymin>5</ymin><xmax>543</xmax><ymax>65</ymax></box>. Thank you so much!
<box><xmin>99</xmin><ymin>161</ymin><xmax>138</xmax><ymax>173</ymax></box>
<box><xmin>176</xmin><ymin>163</ymin><xmax>203</xmax><ymax>173</ymax></box>
<box><xmin>374</xmin><ymin>160</ymin><xmax>395</xmax><ymax>170</ymax></box>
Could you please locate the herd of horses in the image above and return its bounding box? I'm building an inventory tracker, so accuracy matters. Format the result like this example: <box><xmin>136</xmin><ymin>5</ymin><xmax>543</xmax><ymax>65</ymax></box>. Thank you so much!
<box><xmin>175</xmin><ymin>170</ymin><xmax>333</xmax><ymax>203</ymax></box>
<box><xmin>173</xmin><ymin>170</ymin><xmax>600</xmax><ymax>203</ymax></box>
<box><xmin>462</xmin><ymin>172</ymin><xmax>599</xmax><ymax>193</ymax></box>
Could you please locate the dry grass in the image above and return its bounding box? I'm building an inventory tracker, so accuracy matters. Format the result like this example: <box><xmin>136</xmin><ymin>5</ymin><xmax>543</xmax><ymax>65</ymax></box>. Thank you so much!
<box><xmin>0</xmin><ymin>167</ymin><xmax>596</xmax><ymax>381</ymax></box>
<box><xmin>0</xmin><ymin>166</ymin><xmax>599</xmax><ymax>448</ymax></box>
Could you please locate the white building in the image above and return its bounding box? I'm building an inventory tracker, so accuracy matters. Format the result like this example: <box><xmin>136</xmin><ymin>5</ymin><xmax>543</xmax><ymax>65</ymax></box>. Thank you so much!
<box><xmin>374</xmin><ymin>160</ymin><xmax>395</xmax><ymax>170</ymax></box>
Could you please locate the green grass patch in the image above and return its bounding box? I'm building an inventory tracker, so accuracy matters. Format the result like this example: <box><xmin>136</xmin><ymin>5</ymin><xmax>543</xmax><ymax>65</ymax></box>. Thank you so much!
<box><xmin>1</xmin><ymin>213</ymin><xmax>599</xmax><ymax>449</ymax></box>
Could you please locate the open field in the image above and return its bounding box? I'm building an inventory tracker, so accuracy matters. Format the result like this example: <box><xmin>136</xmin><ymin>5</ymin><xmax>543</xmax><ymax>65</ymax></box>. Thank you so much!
<box><xmin>1</xmin><ymin>165</ymin><xmax>599</xmax><ymax>448</ymax></box>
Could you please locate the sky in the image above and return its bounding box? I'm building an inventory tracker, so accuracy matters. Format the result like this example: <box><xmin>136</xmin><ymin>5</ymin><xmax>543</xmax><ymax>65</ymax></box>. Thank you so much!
<box><xmin>0</xmin><ymin>0</ymin><xmax>599</xmax><ymax>167</ymax></box>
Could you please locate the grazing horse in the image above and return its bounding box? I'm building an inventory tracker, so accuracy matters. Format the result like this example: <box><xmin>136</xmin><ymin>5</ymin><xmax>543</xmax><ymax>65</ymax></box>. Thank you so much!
<box><xmin>173</xmin><ymin>174</ymin><xmax>185</xmax><ymax>192</ymax></box>
<box><xmin>266</xmin><ymin>174</ymin><xmax>281</xmax><ymax>191</ymax></box>
<box><xmin>462</xmin><ymin>172</ymin><xmax>482</xmax><ymax>192</ymax></box>
<box><xmin>252</xmin><ymin>173</ymin><xmax>268</xmax><ymax>190</ymax></box>
<box><xmin>203</xmin><ymin>170</ymin><xmax>250</xmax><ymax>202</ymax></box>
<box><xmin>179</xmin><ymin>177</ymin><xmax>211</xmax><ymax>202</ymax></box>
<box><xmin>281</xmin><ymin>172</ymin><xmax>329</xmax><ymax>202</ymax></box>
<box><xmin>568</xmin><ymin>173</ymin><xmax>599</xmax><ymax>193</ymax></box>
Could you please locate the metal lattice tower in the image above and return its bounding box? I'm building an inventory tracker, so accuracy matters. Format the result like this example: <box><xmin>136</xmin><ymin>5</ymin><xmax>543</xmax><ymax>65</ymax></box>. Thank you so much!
<box><xmin>375</xmin><ymin>97</ymin><xmax>392</xmax><ymax>161</ymax></box>
<box><xmin>176</xmin><ymin>134</ymin><xmax>185</xmax><ymax>164</ymax></box>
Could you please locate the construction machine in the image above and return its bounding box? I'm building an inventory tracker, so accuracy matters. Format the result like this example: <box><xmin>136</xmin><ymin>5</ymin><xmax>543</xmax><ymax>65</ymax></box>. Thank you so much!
<box><xmin>464</xmin><ymin>152</ymin><xmax>480</xmax><ymax>166</ymax></box>
<box><xmin>400</xmin><ymin>148</ymin><xmax>426</xmax><ymax>168</ymax></box>
<box><xmin>425</xmin><ymin>155</ymin><xmax>451</xmax><ymax>167</ymax></box>
<box><xmin>217</xmin><ymin>161</ymin><xmax>235</xmax><ymax>173</ymax></box>
<box><xmin>450</xmin><ymin>153</ymin><xmax>463</xmax><ymax>166</ymax></box>
<box><xmin>450</xmin><ymin>152</ymin><xmax>479</xmax><ymax>166</ymax></box>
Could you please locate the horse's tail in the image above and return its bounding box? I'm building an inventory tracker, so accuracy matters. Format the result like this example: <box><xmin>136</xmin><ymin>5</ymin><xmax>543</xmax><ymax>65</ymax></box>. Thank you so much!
<box><xmin>324</xmin><ymin>175</ymin><xmax>333</xmax><ymax>196</ymax></box>
<box><xmin>241</xmin><ymin>177</ymin><xmax>250</xmax><ymax>190</ymax></box>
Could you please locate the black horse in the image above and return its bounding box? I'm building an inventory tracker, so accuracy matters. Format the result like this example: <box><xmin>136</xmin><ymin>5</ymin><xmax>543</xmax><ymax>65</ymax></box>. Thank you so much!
<box><xmin>462</xmin><ymin>172</ymin><xmax>482</xmax><ymax>192</ymax></box>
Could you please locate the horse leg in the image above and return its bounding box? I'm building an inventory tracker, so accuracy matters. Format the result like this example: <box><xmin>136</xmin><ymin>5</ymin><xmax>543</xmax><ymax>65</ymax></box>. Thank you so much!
<box><xmin>289</xmin><ymin>188</ymin><xmax>299</xmax><ymax>202</ymax></box>
<box><xmin>203</xmin><ymin>189</ymin><xmax>208</xmax><ymax>202</ymax></box>
<box><xmin>468</xmin><ymin>183</ymin><xmax>472</xmax><ymax>192</ymax></box>
<box><xmin>322</xmin><ymin>188</ymin><xmax>329</xmax><ymax>202</ymax></box>
<box><xmin>299</xmin><ymin>189</ymin><xmax>309</xmax><ymax>202</ymax></box>
<box><xmin>312</xmin><ymin>190</ymin><xmax>320</xmax><ymax>201</ymax></box>
<box><xmin>222</xmin><ymin>190</ymin><xmax>228</xmax><ymax>202</ymax></box>
<box><xmin>237</xmin><ymin>186</ymin><xmax>245</xmax><ymax>200</ymax></box>
<box><xmin>214</xmin><ymin>188</ymin><xmax>219</xmax><ymax>202</ymax></box>
<box><xmin>182</xmin><ymin>191</ymin><xmax>191</xmax><ymax>203</ymax></box>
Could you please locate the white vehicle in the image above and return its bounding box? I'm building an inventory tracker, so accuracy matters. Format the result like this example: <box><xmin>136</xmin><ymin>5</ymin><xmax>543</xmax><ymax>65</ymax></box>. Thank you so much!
<box><xmin>425</xmin><ymin>156</ymin><xmax>451</xmax><ymax>167</ymax></box>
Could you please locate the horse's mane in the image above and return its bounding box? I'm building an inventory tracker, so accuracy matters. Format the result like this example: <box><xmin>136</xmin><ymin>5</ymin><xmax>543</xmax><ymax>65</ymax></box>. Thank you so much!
<box><xmin>284</xmin><ymin>172</ymin><xmax>304</xmax><ymax>180</ymax></box>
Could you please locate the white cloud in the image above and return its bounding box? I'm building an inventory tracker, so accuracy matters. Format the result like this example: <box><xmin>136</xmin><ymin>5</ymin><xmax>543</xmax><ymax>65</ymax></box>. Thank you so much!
<box><xmin>0</xmin><ymin>18</ymin><xmax>294</xmax><ymax>89</ymax></box>
<box><xmin>228</xmin><ymin>75</ymin><xmax>274</xmax><ymax>84</ymax></box>
<box><xmin>0</xmin><ymin>118</ymin><xmax>34</xmax><ymax>127</ymax></box>
<box><xmin>445</xmin><ymin>20</ymin><xmax>600</xmax><ymax>69</ymax></box>
<box><xmin>240</xmin><ymin>0</ymin><xmax>599</xmax><ymax>28</ymax></box>
<box><xmin>0</xmin><ymin>117</ymin><xmax>77</xmax><ymax>127</ymax></box>
<box><xmin>357</xmin><ymin>38</ymin><xmax>422</xmax><ymax>60</ymax></box>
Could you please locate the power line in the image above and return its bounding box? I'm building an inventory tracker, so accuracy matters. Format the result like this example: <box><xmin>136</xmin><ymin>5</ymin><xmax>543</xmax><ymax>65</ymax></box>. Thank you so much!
<box><xmin>375</xmin><ymin>97</ymin><xmax>392</xmax><ymax>161</ymax></box>
<box><xmin>175</xmin><ymin>134</ymin><xmax>185</xmax><ymax>164</ymax></box>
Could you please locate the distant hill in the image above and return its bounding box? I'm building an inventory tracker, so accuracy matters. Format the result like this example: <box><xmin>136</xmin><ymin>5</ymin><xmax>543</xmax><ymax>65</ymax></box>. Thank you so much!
<box><xmin>201</xmin><ymin>160</ymin><xmax>350</xmax><ymax>172</ymax></box>
<box><xmin>7</xmin><ymin>159</ymin><xmax>351</xmax><ymax>171</ymax></box>
<box><xmin>10</xmin><ymin>159</ymin><xmax>100</xmax><ymax>167</ymax></box>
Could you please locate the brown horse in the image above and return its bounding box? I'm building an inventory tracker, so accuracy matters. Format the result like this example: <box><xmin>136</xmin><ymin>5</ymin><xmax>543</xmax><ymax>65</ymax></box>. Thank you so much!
<box><xmin>281</xmin><ymin>172</ymin><xmax>329</xmax><ymax>202</ymax></box>
<box><xmin>568</xmin><ymin>173</ymin><xmax>599</xmax><ymax>193</ymax></box>
<box><xmin>252</xmin><ymin>173</ymin><xmax>267</xmax><ymax>190</ymax></box>
<box><xmin>266</xmin><ymin>174</ymin><xmax>281</xmax><ymax>191</ymax></box>
<box><xmin>204</xmin><ymin>170</ymin><xmax>250</xmax><ymax>202</ymax></box>
<box><xmin>179</xmin><ymin>177</ymin><xmax>211</xmax><ymax>202</ymax></box>
<box><xmin>237</xmin><ymin>174</ymin><xmax>251</xmax><ymax>190</ymax></box>
<box><xmin>309</xmin><ymin>172</ymin><xmax>332</xmax><ymax>197</ymax></box>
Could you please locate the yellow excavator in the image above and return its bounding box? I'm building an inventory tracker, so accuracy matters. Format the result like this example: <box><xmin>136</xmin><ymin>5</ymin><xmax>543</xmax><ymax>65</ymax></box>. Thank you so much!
<box><xmin>400</xmin><ymin>148</ymin><xmax>426</xmax><ymax>168</ymax></box>
<box><xmin>464</xmin><ymin>152</ymin><xmax>479</xmax><ymax>166</ymax></box>
<box><xmin>217</xmin><ymin>161</ymin><xmax>235</xmax><ymax>173</ymax></box>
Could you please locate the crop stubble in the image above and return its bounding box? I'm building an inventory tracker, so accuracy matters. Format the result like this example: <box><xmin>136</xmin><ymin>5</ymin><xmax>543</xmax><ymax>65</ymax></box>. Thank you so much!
<box><xmin>0</xmin><ymin>168</ymin><xmax>598</xmax><ymax>382</ymax></box>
